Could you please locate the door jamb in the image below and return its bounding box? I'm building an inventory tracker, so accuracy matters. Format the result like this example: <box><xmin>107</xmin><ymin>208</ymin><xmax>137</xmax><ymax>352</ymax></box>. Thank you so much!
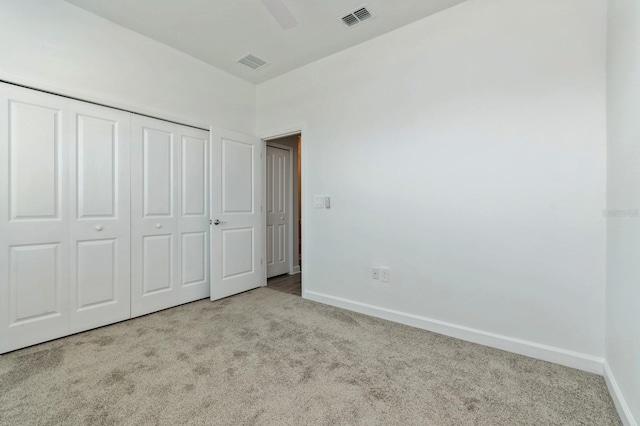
<box><xmin>261</xmin><ymin>128</ymin><xmax>304</xmax><ymax>290</ymax></box>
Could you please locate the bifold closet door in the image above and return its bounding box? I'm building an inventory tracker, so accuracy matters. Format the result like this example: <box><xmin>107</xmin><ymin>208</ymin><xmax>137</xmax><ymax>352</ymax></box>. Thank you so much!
<box><xmin>131</xmin><ymin>115</ymin><xmax>210</xmax><ymax>317</ymax></box>
<box><xmin>0</xmin><ymin>85</ymin><xmax>70</xmax><ymax>353</ymax></box>
<box><xmin>69</xmin><ymin>102</ymin><xmax>131</xmax><ymax>333</ymax></box>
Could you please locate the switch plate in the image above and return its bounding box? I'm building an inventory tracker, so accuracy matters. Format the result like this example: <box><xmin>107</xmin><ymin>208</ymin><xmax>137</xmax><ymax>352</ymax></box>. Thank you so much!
<box><xmin>372</xmin><ymin>268</ymin><xmax>379</xmax><ymax>280</ymax></box>
<box><xmin>379</xmin><ymin>267</ymin><xmax>389</xmax><ymax>282</ymax></box>
<box><xmin>314</xmin><ymin>196</ymin><xmax>325</xmax><ymax>209</ymax></box>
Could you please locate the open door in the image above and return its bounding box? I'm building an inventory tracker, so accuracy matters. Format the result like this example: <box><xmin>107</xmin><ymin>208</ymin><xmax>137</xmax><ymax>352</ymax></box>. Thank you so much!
<box><xmin>210</xmin><ymin>129</ymin><xmax>263</xmax><ymax>300</ymax></box>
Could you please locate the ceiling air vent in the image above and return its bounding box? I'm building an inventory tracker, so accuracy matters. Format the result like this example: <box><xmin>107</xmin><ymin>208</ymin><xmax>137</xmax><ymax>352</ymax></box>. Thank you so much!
<box><xmin>237</xmin><ymin>53</ymin><xmax>268</xmax><ymax>70</ymax></box>
<box><xmin>340</xmin><ymin>5</ymin><xmax>373</xmax><ymax>27</ymax></box>
<box><xmin>353</xmin><ymin>7</ymin><xmax>372</xmax><ymax>22</ymax></box>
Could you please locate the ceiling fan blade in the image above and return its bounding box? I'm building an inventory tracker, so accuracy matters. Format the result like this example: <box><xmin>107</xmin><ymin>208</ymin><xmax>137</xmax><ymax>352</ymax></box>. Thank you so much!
<box><xmin>261</xmin><ymin>0</ymin><xmax>298</xmax><ymax>30</ymax></box>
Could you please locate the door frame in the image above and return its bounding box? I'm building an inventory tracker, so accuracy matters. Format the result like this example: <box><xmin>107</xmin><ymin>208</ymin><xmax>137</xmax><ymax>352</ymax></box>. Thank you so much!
<box><xmin>260</xmin><ymin>127</ymin><xmax>305</xmax><ymax>291</ymax></box>
<box><xmin>265</xmin><ymin>142</ymin><xmax>294</xmax><ymax>279</ymax></box>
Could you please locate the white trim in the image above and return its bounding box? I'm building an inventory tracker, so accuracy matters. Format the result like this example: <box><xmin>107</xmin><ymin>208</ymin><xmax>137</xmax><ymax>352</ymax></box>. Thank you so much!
<box><xmin>303</xmin><ymin>290</ymin><xmax>605</xmax><ymax>375</ymax></box>
<box><xmin>290</xmin><ymin>265</ymin><xmax>301</xmax><ymax>274</ymax></box>
<box><xmin>604</xmin><ymin>360</ymin><xmax>638</xmax><ymax>426</ymax></box>
<box><xmin>260</xmin><ymin>125</ymin><xmax>305</xmax><ymax>141</ymax></box>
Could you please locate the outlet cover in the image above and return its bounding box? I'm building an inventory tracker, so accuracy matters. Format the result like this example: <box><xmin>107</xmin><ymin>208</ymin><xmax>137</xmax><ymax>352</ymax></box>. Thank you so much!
<box><xmin>372</xmin><ymin>268</ymin><xmax>379</xmax><ymax>280</ymax></box>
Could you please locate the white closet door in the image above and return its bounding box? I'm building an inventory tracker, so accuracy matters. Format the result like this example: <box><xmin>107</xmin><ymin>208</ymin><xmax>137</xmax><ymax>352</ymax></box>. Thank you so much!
<box><xmin>266</xmin><ymin>145</ymin><xmax>290</xmax><ymax>278</ymax></box>
<box><xmin>131</xmin><ymin>115</ymin><xmax>209</xmax><ymax>317</ymax></box>
<box><xmin>178</xmin><ymin>126</ymin><xmax>210</xmax><ymax>302</ymax></box>
<box><xmin>0</xmin><ymin>84</ymin><xmax>70</xmax><ymax>353</ymax></box>
<box><xmin>69</xmin><ymin>103</ymin><xmax>131</xmax><ymax>333</ymax></box>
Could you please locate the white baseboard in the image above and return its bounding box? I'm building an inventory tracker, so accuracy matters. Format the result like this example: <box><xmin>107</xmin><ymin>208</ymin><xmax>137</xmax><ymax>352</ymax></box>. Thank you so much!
<box><xmin>290</xmin><ymin>265</ymin><xmax>301</xmax><ymax>275</ymax></box>
<box><xmin>604</xmin><ymin>361</ymin><xmax>637</xmax><ymax>426</ymax></box>
<box><xmin>303</xmin><ymin>290</ymin><xmax>604</xmax><ymax>375</ymax></box>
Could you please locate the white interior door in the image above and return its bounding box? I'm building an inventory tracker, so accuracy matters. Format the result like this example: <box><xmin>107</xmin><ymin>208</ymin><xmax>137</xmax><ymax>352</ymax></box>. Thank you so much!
<box><xmin>0</xmin><ymin>84</ymin><xmax>70</xmax><ymax>353</ymax></box>
<box><xmin>68</xmin><ymin>102</ymin><xmax>131</xmax><ymax>333</ymax></box>
<box><xmin>266</xmin><ymin>145</ymin><xmax>290</xmax><ymax>278</ymax></box>
<box><xmin>131</xmin><ymin>115</ymin><xmax>210</xmax><ymax>317</ymax></box>
<box><xmin>210</xmin><ymin>129</ymin><xmax>262</xmax><ymax>300</ymax></box>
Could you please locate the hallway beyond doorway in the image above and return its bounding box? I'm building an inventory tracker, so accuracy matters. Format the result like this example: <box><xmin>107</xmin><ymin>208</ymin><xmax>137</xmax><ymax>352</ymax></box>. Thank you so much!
<box><xmin>267</xmin><ymin>274</ymin><xmax>301</xmax><ymax>296</ymax></box>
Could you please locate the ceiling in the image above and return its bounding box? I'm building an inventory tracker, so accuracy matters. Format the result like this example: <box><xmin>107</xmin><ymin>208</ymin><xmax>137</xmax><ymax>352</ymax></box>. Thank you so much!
<box><xmin>64</xmin><ymin>0</ymin><xmax>466</xmax><ymax>84</ymax></box>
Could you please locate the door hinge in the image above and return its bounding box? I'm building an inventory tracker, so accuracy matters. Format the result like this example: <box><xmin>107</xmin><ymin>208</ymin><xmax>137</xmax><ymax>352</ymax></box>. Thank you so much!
<box><xmin>209</xmin><ymin>219</ymin><xmax>212</xmax><ymax>225</ymax></box>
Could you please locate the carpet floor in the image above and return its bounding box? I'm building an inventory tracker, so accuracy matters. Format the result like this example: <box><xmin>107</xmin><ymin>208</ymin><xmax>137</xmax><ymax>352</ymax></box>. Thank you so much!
<box><xmin>0</xmin><ymin>288</ymin><xmax>621</xmax><ymax>425</ymax></box>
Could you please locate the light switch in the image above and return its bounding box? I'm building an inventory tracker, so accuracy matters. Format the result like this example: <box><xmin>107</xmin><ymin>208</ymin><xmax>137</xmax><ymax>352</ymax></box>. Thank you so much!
<box><xmin>379</xmin><ymin>267</ymin><xmax>390</xmax><ymax>282</ymax></box>
<box><xmin>324</xmin><ymin>196</ymin><xmax>331</xmax><ymax>209</ymax></box>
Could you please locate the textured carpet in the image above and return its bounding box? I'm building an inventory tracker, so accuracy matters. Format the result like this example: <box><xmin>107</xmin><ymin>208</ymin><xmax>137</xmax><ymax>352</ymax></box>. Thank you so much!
<box><xmin>0</xmin><ymin>288</ymin><xmax>621</xmax><ymax>425</ymax></box>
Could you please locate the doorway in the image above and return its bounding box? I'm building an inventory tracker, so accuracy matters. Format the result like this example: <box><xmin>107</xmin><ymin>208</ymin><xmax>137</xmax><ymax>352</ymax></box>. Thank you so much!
<box><xmin>263</xmin><ymin>133</ymin><xmax>302</xmax><ymax>296</ymax></box>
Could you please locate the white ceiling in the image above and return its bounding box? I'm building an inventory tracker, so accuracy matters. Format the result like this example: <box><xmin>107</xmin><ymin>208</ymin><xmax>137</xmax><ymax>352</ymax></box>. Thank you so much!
<box><xmin>64</xmin><ymin>0</ymin><xmax>466</xmax><ymax>84</ymax></box>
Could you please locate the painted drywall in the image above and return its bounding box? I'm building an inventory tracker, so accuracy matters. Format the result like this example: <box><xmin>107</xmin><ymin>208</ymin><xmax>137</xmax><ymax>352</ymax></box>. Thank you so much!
<box><xmin>606</xmin><ymin>0</ymin><xmax>640</xmax><ymax>423</ymax></box>
<box><xmin>257</xmin><ymin>0</ymin><xmax>607</xmax><ymax>360</ymax></box>
<box><xmin>0</xmin><ymin>0</ymin><xmax>255</xmax><ymax>133</ymax></box>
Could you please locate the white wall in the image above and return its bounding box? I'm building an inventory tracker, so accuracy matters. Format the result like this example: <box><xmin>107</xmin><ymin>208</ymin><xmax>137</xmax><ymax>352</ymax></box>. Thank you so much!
<box><xmin>606</xmin><ymin>0</ymin><xmax>640</xmax><ymax>424</ymax></box>
<box><xmin>0</xmin><ymin>0</ymin><xmax>255</xmax><ymax>133</ymax></box>
<box><xmin>257</xmin><ymin>0</ymin><xmax>607</xmax><ymax>365</ymax></box>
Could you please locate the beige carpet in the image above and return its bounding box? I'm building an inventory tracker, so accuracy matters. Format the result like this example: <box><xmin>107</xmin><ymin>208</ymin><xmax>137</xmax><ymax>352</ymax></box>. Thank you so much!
<box><xmin>0</xmin><ymin>288</ymin><xmax>621</xmax><ymax>425</ymax></box>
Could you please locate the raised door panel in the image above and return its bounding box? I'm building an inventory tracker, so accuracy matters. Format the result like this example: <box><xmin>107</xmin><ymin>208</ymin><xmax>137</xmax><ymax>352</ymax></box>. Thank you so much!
<box><xmin>277</xmin><ymin>224</ymin><xmax>286</xmax><ymax>263</ymax></box>
<box><xmin>223</xmin><ymin>139</ymin><xmax>254</xmax><ymax>214</ymax></box>
<box><xmin>182</xmin><ymin>136</ymin><xmax>206</xmax><ymax>217</ymax></box>
<box><xmin>76</xmin><ymin>240</ymin><xmax>117</xmax><ymax>309</ymax></box>
<box><xmin>222</xmin><ymin>228</ymin><xmax>254</xmax><ymax>279</ymax></box>
<box><xmin>266</xmin><ymin>152</ymin><xmax>274</xmax><ymax>215</ymax></box>
<box><xmin>182</xmin><ymin>232</ymin><xmax>206</xmax><ymax>287</ymax></box>
<box><xmin>266</xmin><ymin>225</ymin><xmax>274</xmax><ymax>266</ymax></box>
<box><xmin>9</xmin><ymin>244</ymin><xmax>62</xmax><ymax>325</ymax></box>
<box><xmin>76</xmin><ymin>115</ymin><xmax>116</xmax><ymax>218</ymax></box>
<box><xmin>277</xmin><ymin>154</ymin><xmax>286</xmax><ymax>215</ymax></box>
<box><xmin>69</xmin><ymin>103</ymin><xmax>130</xmax><ymax>333</ymax></box>
<box><xmin>143</xmin><ymin>234</ymin><xmax>173</xmax><ymax>294</ymax></box>
<box><xmin>0</xmin><ymin>84</ymin><xmax>69</xmax><ymax>353</ymax></box>
<box><xmin>144</xmin><ymin>128</ymin><xmax>173</xmax><ymax>217</ymax></box>
<box><xmin>9</xmin><ymin>102</ymin><xmax>60</xmax><ymax>220</ymax></box>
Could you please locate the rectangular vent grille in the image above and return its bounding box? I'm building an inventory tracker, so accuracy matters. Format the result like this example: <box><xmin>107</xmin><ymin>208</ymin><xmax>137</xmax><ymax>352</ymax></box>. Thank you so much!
<box><xmin>353</xmin><ymin>8</ymin><xmax>372</xmax><ymax>21</ymax></box>
<box><xmin>342</xmin><ymin>14</ymin><xmax>359</xmax><ymax>27</ymax></box>
<box><xmin>237</xmin><ymin>54</ymin><xmax>267</xmax><ymax>70</ymax></box>
<box><xmin>340</xmin><ymin>5</ymin><xmax>373</xmax><ymax>27</ymax></box>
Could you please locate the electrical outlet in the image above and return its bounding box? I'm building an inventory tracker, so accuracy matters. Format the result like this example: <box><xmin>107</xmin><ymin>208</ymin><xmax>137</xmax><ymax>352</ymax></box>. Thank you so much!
<box><xmin>379</xmin><ymin>267</ymin><xmax>389</xmax><ymax>282</ymax></box>
<box><xmin>314</xmin><ymin>196</ymin><xmax>325</xmax><ymax>209</ymax></box>
<box><xmin>372</xmin><ymin>268</ymin><xmax>379</xmax><ymax>280</ymax></box>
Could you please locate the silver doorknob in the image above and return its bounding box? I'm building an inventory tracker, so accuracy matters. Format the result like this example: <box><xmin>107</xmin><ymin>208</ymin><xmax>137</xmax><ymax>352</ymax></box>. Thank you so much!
<box><xmin>95</xmin><ymin>225</ymin><xmax>103</xmax><ymax>231</ymax></box>
<box><xmin>155</xmin><ymin>223</ymin><xmax>162</xmax><ymax>229</ymax></box>
<box><xmin>213</xmin><ymin>219</ymin><xmax>222</xmax><ymax>225</ymax></box>
<box><xmin>280</xmin><ymin>216</ymin><xmax>284</xmax><ymax>220</ymax></box>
